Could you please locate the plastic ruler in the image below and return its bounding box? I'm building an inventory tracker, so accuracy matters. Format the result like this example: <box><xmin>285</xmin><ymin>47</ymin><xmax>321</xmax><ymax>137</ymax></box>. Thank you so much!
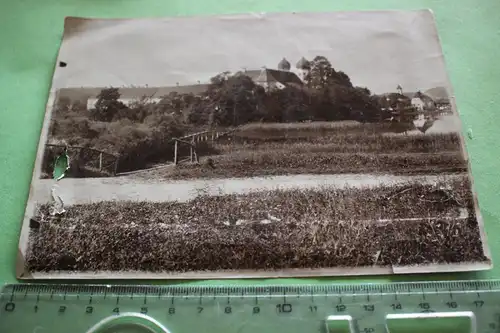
<box><xmin>1</xmin><ymin>280</ymin><xmax>499</xmax><ymax>333</ymax></box>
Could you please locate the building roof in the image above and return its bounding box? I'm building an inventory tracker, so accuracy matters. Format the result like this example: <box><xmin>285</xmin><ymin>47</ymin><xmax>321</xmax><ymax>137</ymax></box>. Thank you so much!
<box><xmin>401</xmin><ymin>91</ymin><xmax>435</xmax><ymax>104</ymax></box>
<box><xmin>245</xmin><ymin>68</ymin><xmax>303</xmax><ymax>87</ymax></box>
<box><xmin>278</xmin><ymin>57</ymin><xmax>291</xmax><ymax>71</ymax></box>
<box><xmin>296</xmin><ymin>57</ymin><xmax>311</xmax><ymax>70</ymax></box>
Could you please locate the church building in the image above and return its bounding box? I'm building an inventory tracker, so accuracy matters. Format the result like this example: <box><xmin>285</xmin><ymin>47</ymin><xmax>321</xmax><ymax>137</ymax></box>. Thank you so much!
<box><xmin>243</xmin><ymin>57</ymin><xmax>311</xmax><ymax>92</ymax></box>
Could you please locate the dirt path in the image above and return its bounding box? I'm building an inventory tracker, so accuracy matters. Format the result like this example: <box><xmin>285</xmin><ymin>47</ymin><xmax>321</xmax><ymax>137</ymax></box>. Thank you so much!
<box><xmin>30</xmin><ymin>173</ymin><xmax>463</xmax><ymax>206</ymax></box>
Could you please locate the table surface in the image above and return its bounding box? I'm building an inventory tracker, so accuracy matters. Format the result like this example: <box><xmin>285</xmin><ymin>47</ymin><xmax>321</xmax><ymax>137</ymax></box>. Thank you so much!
<box><xmin>0</xmin><ymin>0</ymin><xmax>499</xmax><ymax>285</ymax></box>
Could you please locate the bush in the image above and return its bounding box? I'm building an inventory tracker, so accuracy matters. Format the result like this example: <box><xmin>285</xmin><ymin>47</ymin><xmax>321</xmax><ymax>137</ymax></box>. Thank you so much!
<box><xmin>46</xmin><ymin>97</ymin><xmax>194</xmax><ymax>174</ymax></box>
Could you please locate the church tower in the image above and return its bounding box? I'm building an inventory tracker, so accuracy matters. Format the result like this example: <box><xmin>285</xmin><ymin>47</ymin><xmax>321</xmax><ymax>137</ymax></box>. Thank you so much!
<box><xmin>397</xmin><ymin>84</ymin><xmax>403</xmax><ymax>95</ymax></box>
<box><xmin>296</xmin><ymin>57</ymin><xmax>311</xmax><ymax>82</ymax></box>
<box><xmin>278</xmin><ymin>57</ymin><xmax>291</xmax><ymax>71</ymax></box>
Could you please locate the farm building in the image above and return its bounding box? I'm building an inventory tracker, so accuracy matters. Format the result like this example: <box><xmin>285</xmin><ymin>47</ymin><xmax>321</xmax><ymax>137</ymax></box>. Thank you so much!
<box><xmin>379</xmin><ymin>85</ymin><xmax>452</xmax><ymax>115</ymax></box>
<box><xmin>405</xmin><ymin>91</ymin><xmax>436</xmax><ymax>111</ymax></box>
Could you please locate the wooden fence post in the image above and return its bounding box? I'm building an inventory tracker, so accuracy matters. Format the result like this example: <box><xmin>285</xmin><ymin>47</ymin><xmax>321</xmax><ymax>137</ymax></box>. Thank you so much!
<box><xmin>99</xmin><ymin>152</ymin><xmax>103</xmax><ymax>171</ymax></box>
<box><xmin>190</xmin><ymin>138</ymin><xmax>194</xmax><ymax>162</ymax></box>
<box><xmin>174</xmin><ymin>140</ymin><xmax>178</xmax><ymax>165</ymax></box>
<box><xmin>113</xmin><ymin>154</ymin><xmax>120</xmax><ymax>176</ymax></box>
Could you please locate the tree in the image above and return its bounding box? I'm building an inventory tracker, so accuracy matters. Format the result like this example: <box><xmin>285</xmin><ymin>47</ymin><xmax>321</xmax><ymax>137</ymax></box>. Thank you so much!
<box><xmin>204</xmin><ymin>72</ymin><xmax>260</xmax><ymax>127</ymax></box>
<box><xmin>305</xmin><ymin>56</ymin><xmax>354</xmax><ymax>90</ymax></box>
<box><xmin>261</xmin><ymin>89</ymin><xmax>284</xmax><ymax>122</ymax></box>
<box><xmin>378</xmin><ymin>93</ymin><xmax>412</xmax><ymax>110</ymax></box>
<box><xmin>333</xmin><ymin>71</ymin><xmax>353</xmax><ymax>88</ymax></box>
<box><xmin>91</xmin><ymin>88</ymin><xmax>127</xmax><ymax>122</ymax></box>
<box><xmin>304</xmin><ymin>56</ymin><xmax>372</xmax><ymax>121</ymax></box>
<box><xmin>341</xmin><ymin>86</ymin><xmax>383</xmax><ymax>122</ymax></box>
<box><xmin>305</xmin><ymin>56</ymin><xmax>335</xmax><ymax>90</ymax></box>
<box><xmin>74</xmin><ymin>118</ymin><xmax>99</xmax><ymax>139</ymax></box>
<box><xmin>115</xmin><ymin>96</ymin><xmax>156</xmax><ymax>123</ymax></box>
<box><xmin>281</xmin><ymin>86</ymin><xmax>312</xmax><ymax>122</ymax></box>
<box><xmin>183</xmin><ymin>96</ymin><xmax>208</xmax><ymax>125</ymax></box>
<box><xmin>155</xmin><ymin>92</ymin><xmax>190</xmax><ymax>115</ymax></box>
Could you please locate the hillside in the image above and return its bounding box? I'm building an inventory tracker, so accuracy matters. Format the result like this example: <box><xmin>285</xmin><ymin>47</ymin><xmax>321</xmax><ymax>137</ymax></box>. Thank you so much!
<box><xmin>424</xmin><ymin>86</ymin><xmax>450</xmax><ymax>102</ymax></box>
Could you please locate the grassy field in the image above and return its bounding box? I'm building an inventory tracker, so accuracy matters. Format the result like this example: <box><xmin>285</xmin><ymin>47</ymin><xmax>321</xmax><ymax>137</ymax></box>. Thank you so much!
<box><xmin>237</xmin><ymin>120</ymin><xmax>392</xmax><ymax>137</ymax></box>
<box><xmin>145</xmin><ymin>150</ymin><xmax>465</xmax><ymax>180</ymax></box>
<box><xmin>148</xmin><ymin>120</ymin><xmax>467</xmax><ymax>180</ymax></box>
<box><xmin>221</xmin><ymin>133</ymin><xmax>462</xmax><ymax>153</ymax></box>
<box><xmin>26</xmin><ymin>177</ymin><xmax>486</xmax><ymax>272</ymax></box>
<box><xmin>41</xmin><ymin>119</ymin><xmax>466</xmax><ymax>179</ymax></box>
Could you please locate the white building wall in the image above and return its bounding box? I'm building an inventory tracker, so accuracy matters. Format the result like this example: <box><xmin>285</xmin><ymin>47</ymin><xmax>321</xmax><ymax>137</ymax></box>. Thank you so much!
<box><xmin>411</xmin><ymin>97</ymin><xmax>425</xmax><ymax>111</ymax></box>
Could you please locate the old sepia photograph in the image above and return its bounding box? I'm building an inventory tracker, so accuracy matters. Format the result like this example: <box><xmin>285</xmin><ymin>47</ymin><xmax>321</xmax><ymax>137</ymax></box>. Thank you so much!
<box><xmin>17</xmin><ymin>10</ymin><xmax>491</xmax><ymax>278</ymax></box>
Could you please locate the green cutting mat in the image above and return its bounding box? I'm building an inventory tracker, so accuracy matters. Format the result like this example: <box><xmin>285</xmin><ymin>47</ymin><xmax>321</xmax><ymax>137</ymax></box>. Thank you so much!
<box><xmin>0</xmin><ymin>0</ymin><xmax>499</xmax><ymax>285</ymax></box>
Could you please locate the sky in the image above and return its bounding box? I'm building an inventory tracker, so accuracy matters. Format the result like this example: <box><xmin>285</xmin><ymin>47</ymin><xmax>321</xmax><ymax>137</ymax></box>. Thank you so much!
<box><xmin>52</xmin><ymin>10</ymin><xmax>453</xmax><ymax>95</ymax></box>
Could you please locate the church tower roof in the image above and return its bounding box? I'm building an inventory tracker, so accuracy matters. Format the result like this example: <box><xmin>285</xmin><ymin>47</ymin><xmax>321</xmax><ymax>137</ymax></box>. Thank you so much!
<box><xmin>296</xmin><ymin>57</ymin><xmax>311</xmax><ymax>70</ymax></box>
<box><xmin>278</xmin><ymin>57</ymin><xmax>291</xmax><ymax>71</ymax></box>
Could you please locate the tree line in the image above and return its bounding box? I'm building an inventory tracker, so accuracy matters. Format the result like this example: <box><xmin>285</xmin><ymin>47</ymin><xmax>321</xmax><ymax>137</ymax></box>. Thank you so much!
<box><xmin>83</xmin><ymin>56</ymin><xmax>403</xmax><ymax>128</ymax></box>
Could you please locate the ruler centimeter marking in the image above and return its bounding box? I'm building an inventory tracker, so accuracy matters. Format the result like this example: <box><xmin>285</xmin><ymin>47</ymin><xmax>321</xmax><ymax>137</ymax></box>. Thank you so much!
<box><xmin>6</xmin><ymin>281</ymin><xmax>500</xmax><ymax>297</ymax></box>
<box><xmin>1</xmin><ymin>281</ymin><xmax>500</xmax><ymax>333</ymax></box>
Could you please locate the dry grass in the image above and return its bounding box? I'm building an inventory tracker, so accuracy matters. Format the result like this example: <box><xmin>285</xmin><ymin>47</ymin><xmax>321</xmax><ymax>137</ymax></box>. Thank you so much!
<box><xmin>159</xmin><ymin>151</ymin><xmax>466</xmax><ymax>180</ymax></box>
<box><xmin>235</xmin><ymin>121</ymin><xmax>392</xmax><ymax>140</ymax></box>
<box><xmin>25</xmin><ymin>177</ymin><xmax>486</xmax><ymax>273</ymax></box>
<box><xmin>240</xmin><ymin>120</ymin><xmax>368</xmax><ymax>130</ymax></box>
<box><xmin>217</xmin><ymin>133</ymin><xmax>461</xmax><ymax>154</ymax></box>
<box><xmin>160</xmin><ymin>124</ymin><xmax>465</xmax><ymax>180</ymax></box>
